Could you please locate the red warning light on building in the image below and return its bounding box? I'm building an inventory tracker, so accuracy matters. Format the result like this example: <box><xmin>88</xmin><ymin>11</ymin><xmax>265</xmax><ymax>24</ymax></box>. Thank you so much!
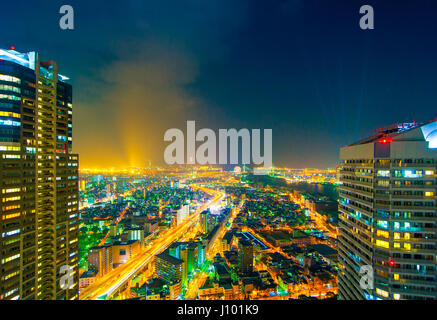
<box><xmin>378</xmin><ymin>137</ymin><xmax>393</xmax><ymax>144</ymax></box>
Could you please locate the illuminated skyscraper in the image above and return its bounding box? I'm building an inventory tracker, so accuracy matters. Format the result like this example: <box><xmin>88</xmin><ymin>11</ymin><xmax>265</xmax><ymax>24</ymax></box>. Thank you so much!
<box><xmin>200</xmin><ymin>210</ymin><xmax>209</xmax><ymax>234</ymax></box>
<box><xmin>0</xmin><ymin>48</ymin><xmax>79</xmax><ymax>300</ymax></box>
<box><xmin>238</xmin><ymin>238</ymin><xmax>253</xmax><ymax>274</ymax></box>
<box><xmin>78</xmin><ymin>178</ymin><xmax>86</xmax><ymax>192</ymax></box>
<box><xmin>338</xmin><ymin>121</ymin><xmax>437</xmax><ymax>300</ymax></box>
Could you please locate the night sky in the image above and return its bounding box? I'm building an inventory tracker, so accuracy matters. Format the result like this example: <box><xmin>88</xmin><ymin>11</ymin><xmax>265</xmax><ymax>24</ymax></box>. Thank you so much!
<box><xmin>1</xmin><ymin>0</ymin><xmax>436</xmax><ymax>168</ymax></box>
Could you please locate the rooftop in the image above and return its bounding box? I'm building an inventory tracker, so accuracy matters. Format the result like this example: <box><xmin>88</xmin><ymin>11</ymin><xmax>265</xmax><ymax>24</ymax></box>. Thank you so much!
<box><xmin>112</xmin><ymin>240</ymin><xmax>139</xmax><ymax>246</ymax></box>
<box><xmin>308</xmin><ymin>244</ymin><xmax>338</xmax><ymax>257</ymax></box>
<box><xmin>0</xmin><ymin>47</ymin><xmax>70</xmax><ymax>81</ymax></box>
<box><xmin>156</xmin><ymin>251</ymin><xmax>184</xmax><ymax>265</ymax></box>
<box><xmin>345</xmin><ymin>120</ymin><xmax>437</xmax><ymax>149</ymax></box>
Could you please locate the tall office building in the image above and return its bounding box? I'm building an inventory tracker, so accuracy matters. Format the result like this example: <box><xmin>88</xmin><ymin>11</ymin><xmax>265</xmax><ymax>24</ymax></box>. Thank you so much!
<box><xmin>338</xmin><ymin>121</ymin><xmax>437</xmax><ymax>300</ymax></box>
<box><xmin>200</xmin><ymin>210</ymin><xmax>209</xmax><ymax>234</ymax></box>
<box><xmin>238</xmin><ymin>238</ymin><xmax>254</xmax><ymax>274</ymax></box>
<box><xmin>0</xmin><ymin>48</ymin><xmax>79</xmax><ymax>300</ymax></box>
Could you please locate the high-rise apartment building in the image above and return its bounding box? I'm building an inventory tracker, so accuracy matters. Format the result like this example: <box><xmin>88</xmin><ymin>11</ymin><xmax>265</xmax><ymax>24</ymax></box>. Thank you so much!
<box><xmin>238</xmin><ymin>238</ymin><xmax>253</xmax><ymax>274</ymax></box>
<box><xmin>176</xmin><ymin>204</ymin><xmax>189</xmax><ymax>225</ymax></box>
<box><xmin>200</xmin><ymin>210</ymin><xmax>209</xmax><ymax>234</ymax></box>
<box><xmin>88</xmin><ymin>245</ymin><xmax>113</xmax><ymax>278</ymax></box>
<box><xmin>0</xmin><ymin>48</ymin><xmax>79</xmax><ymax>300</ymax></box>
<box><xmin>338</xmin><ymin>121</ymin><xmax>437</xmax><ymax>300</ymax></box>
<box><xmin>155</xmin><ymin>250</ymin><xmax>184</xmax><ymax>285</ymax></box>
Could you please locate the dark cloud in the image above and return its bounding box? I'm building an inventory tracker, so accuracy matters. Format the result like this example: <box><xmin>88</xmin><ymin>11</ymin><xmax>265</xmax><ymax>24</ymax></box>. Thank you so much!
<box><xmin>75</xmin><ymin>41</ymin><xmax>201</xmax><ymax>167</ymax></box>
<box><xmin>1</xmin><ymin>0</ymin><xmax>436</xmax><ymax>169</ymax></box>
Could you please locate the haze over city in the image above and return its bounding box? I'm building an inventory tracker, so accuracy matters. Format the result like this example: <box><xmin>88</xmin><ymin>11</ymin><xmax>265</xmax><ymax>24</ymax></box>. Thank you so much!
<box><xmin>0</xmin><ymin>0</ymin><xmax>437</xmax><ymax>305</ymax></box>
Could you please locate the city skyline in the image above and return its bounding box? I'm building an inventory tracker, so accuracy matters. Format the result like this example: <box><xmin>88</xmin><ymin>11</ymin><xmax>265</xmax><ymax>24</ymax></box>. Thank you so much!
<box><xmin>1</xmin><ymin>0</ymin><xmax>437</xmax><ymax>303</ymax></box>
<box><xmin>0</xmin><ymin>49</ymin><xmax>79</xmax><ymax>300</ymax></box>
<box><xmin>1</xmin><ymin>1</ymin><xmax>437</xmax><ymax>169</ymax></box>
<box><xmin>0</xmin><ymin>43</ymin><xmax>435</xmax><ymax>300</ymax></box>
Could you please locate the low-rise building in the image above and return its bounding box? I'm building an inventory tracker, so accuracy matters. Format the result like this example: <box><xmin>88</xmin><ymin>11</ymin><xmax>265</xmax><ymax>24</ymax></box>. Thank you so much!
<box><xmin>79</xmin><ymin>269</ymin><xmax>98</xmax><ymax>289</ymax></box>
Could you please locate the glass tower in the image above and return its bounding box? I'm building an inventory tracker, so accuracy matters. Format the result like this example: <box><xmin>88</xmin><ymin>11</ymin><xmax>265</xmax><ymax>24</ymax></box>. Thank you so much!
<box><xmin>338</xmin><ymin>121</ymin><xmax>437</xmax><ymax>300</ymax></box>
<box><xmin>0</xmin><ymin>48</ymin><xmax>79</xmax><ymax>300</ymax></box>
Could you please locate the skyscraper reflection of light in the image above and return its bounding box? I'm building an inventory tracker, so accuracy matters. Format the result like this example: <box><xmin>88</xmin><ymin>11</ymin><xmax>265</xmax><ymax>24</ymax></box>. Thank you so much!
<box><xmin>0</xmin><ymin>48</ymin><xmax>79</xmax><ymax>300</ymax></box>
<box><xmin>338</xmin><ymin>121</ymin><xmax>437</xmax><ymax>300</ymax></box>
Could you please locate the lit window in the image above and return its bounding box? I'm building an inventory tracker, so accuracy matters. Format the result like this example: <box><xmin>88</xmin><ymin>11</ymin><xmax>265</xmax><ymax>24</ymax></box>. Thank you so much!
<box><xmin>2</xmin><ymin>188</ymin><xmax>20</xmax><ymax>194</ymax></box>
<box><xmin>0</xmin><ymin>84</ymin><xmax>20</xmax><ymax>93</ymax></box>
<box><xmin>0</xmin><ymin>145</ymin><xmax>20</xmax><ymax>151</ymax></box>
<box><xmin>403</xmin><ymin>170</ymin><xmax>424</xmax><ymax>178</ymax></box>
<box><xmin>2</xmin><ymin>213</ymin><xmax>20</xmax><ymax>220</ymax></box>
<box><xmin>376</xmin><ymin>230</ymin><xmax>389</xmax><ymax>238</ymax></box>
<box><xmin>393</xmin><ymin>294</ymin><xmax>400</xmax><ymax>300</ymax></box>
<box><xmin>376</xmin><ymin>240</ymin><xmax>389</xmax><ymax>249</ymax></box>
<box><xmin>377</xmin><ymin>170</ymin><xmax>390</xmax><ymax>177</ymax></box>
<box><xmin>0</xmin><ymin>74</ymin><xmax>21</xmax><ymax>83</ymax></box>
<box><xmin>377</xmin><ymin>220</ymin><xmax>389</xmax><ymax>230</ymax></box>
<box><xmin>376</xmin><ymin>288</ymin><xmax>389</xmax><ymax>298</ymax></box>
<box><xmin>0</xmin><ymin>119</ymin><xmax>20</xmax><ymax>126</ymax></box>
<box><xmin>0</xmin><ymin>111</ymin><xmax>20</xmax><ymax>118</ymax></box>
<box><xmin>0</xmin><ymin>94</ymin><xmax>20</xmax><ymax>101</ymax></box>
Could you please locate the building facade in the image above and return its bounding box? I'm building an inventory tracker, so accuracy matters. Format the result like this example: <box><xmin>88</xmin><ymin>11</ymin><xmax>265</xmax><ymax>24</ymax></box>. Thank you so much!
<box><xmin>88</xmin><ymin>244</ymin><xmax>113</xmax><ymax>278</ymax></box>
<box><xmin>200</xmin><ymin>210</ymin><xmax>209</xmax><ymax>234</ymax></box>
<box><xmin>338</xmin><ymin>121</ymin><xmax>437</xmax><ymax>300</ymax></box>
<box><xmin>0</xmin><ymin>48</ymin><xmax>79</xmax><ymax>300</ymax></box>
<box><xmin>155</xmin><ymin>251</ymin><xmax>184</xmax><ymax>285</ymax></box>
<box><xmin>238</xmin><ymin>238</ymin><xmax>254</xmax><ymax>274</ymax></box>
<box><xmin>112</xmin><ymin>240</ymin><xmax>141</xmax><ymax>266</ymax></box>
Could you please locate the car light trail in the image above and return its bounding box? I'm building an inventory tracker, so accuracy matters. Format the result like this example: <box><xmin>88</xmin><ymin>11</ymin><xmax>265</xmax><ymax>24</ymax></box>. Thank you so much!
<box><xmin>80</xmin><ymin>186</ymin><xmax>225</xmax><ymax>300</ymax></box>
